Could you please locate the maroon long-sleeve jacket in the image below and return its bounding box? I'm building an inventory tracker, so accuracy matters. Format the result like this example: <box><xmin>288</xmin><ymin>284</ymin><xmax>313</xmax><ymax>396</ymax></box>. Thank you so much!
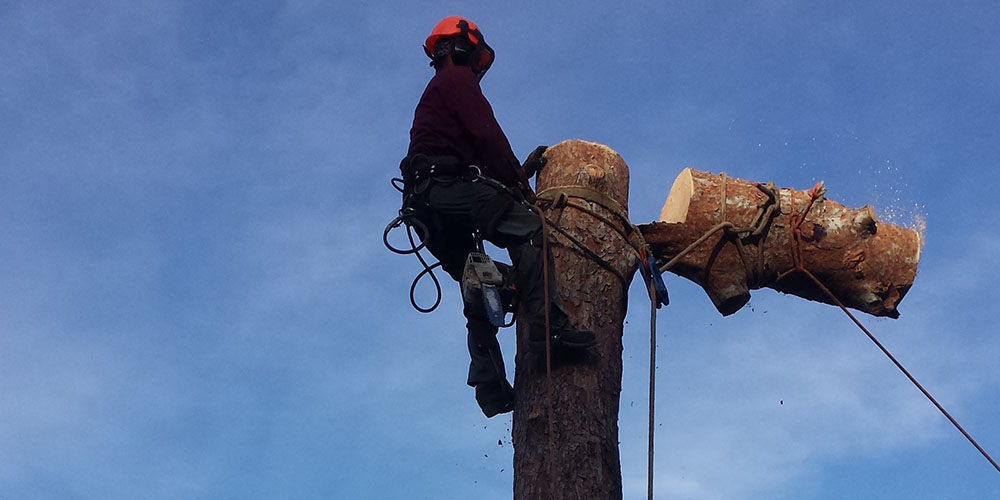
<box><xmin>406</xmin><ymin>65</ymin><xmax>533</xmax><ymax>200</ymax></box>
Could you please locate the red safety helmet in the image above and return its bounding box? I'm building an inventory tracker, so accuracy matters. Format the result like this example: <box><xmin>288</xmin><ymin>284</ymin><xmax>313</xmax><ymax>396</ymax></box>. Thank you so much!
<box><xmin>423</xmin><ymin>16</ymin><xmax>495</xmax><ymax>79</ymax></box>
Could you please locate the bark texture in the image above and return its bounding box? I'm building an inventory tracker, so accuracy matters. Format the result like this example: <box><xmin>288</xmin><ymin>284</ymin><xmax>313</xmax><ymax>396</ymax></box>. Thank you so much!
<box><xmin>639</xmin><ymin>167</ymin><xmax>922</xmax><ymax>317</ymax></box>
<box><xmin>512</xmin><ymin>140</ymin><xmax>638</xmax><ymax>499</ymax></box>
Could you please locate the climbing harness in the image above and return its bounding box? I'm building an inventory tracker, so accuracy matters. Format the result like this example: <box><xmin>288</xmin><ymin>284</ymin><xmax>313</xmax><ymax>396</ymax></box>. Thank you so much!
<box><xmin>384</xmin><ymin>163</ymin><xmax>525</xmax><ymax>323</ymax></box>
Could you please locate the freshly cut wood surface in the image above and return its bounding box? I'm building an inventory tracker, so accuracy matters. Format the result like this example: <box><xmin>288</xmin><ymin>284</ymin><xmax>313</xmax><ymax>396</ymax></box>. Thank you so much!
<box><xmin>640</xmin><ymin>168</ymin><xmax>921</xmax><ymax>318</ymax></box>
<box><xmin>659</xmin><ymin>166</ymin><xmax>693</xmax><ymax>223</ymax></box>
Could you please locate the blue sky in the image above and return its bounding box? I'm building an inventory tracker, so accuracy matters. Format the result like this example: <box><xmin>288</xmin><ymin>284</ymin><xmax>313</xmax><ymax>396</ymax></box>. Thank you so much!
<box><xmin>1</xmin><ymin>1</ymin><xmax>998</xmax><ymax>499</ymax></box>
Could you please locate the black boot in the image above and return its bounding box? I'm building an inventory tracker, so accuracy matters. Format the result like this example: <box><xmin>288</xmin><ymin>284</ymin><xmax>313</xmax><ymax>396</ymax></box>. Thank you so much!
<box><xmin>475</xmin><ymin>378</ymin><xmax>514</xmax><ymax>417</ymax></box>
<box><xmin>528</xmin><ymin>321</ymin><xmax>596</xmax><ymax>352</ymax></box>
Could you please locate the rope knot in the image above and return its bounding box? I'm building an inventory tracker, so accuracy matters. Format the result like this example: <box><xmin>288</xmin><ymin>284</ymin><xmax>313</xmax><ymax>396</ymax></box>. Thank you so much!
<box><xmin>553</xmin><ymin>192</ymin><xmax>569</xmax><ymax>209</ymax></box>
<box><xmin>808</xmin><ymin>181</ymin><xmax>826</xmax><ymax>200</ymax></box>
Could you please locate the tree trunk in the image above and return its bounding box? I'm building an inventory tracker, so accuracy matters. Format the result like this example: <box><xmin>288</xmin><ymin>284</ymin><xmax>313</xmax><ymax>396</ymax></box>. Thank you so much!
<box><xmin>512</xmin><ymin>140</ymin><xmax>638</xmax><ymax>499</ymax></box>
<box><xmin>639</xmin><ymin>167</ymin><xmax>922</xmax><ymax>318</ymax></box>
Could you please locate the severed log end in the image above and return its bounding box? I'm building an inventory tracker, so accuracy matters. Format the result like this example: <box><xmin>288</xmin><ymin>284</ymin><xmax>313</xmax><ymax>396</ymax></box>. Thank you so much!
<box><xmin>640</xmin><ymin>168</ymin><xmax>922</xmax><ymax>318</ymax></box>
<box><xmin>659</xmin><ymin>166</ymin><xmax>694</xmax><ymax>223</ymax></box>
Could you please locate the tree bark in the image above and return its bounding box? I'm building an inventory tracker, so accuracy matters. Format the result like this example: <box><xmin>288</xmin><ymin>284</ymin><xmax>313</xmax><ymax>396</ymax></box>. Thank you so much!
<box><xmin>639</xmin><ymin>167</ymin><xmax>922</xmax><ymax>318</ymax></box>
<box><xmin>513</xmin><ymin>140</ymin><xmax>638</xmax><ymax>499</ymax></box>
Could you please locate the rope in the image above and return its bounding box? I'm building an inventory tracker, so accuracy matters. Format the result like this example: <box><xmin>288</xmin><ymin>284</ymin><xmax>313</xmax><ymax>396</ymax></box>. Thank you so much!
<box><xmin>383</xmin><ymin>205</ymin><xmax>443</xmax><ymax>313</ymax></box>
<box><xmin>537</xmin><ymin>185</ymin><xmax>630</xmax><ymax>223</ymax></box>
<box><xmin>538</xmin><ymin>214</ymin><xmax>629</xmax><ymax>289</ymax></box>
<box><xmin>646</xmin><ymin>278</ymin><xmax>657</xmax><ymax>500</ymax></box>
<box><xmin>532</xmin><ymin>186</ymin><xmax>638</xmax><ymax>493</ymax></box>
<box><xmin>537</xmin><ymin>184</ymin><xmax>665</xmax><ymax>497</ymax></box>
<box><xmin>652</xmin><ymin>173</ymin><xmax>999</xmax><ymax>477</ymax></box>
<box><xmin>545</xmin><ymin>173</ymin><xmax>777</xmax><ymax>498</ymax></box>
<box><xmin>535</xmin><ymin>185</ymin><xmax>648</xmax><ymax>301</ymax></box>
<box><xmin>537</xmin><ymin>185</ymin><xmax>649</xmax><ymax>257</ymax></box>
<box><xmin>529</xmin><ymin>203</ymin><xmax>557</xmax><ymax>495</ymax></box>
<box><xmin>779</xmin><ymin>183</ymin><xmax>1000</xmax><ymax>475</ymax></box>
<box><xmin>657</xmin><ymin>181</ymin><xmax>779</xmax><ymax>281</ymax></box>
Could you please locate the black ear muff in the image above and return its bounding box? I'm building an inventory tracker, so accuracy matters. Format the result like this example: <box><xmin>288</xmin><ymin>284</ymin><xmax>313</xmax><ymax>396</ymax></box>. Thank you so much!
<box><xmin>453</xmin><ymin>19</ymin><xmax>492</xmax><ymax>77</ymax></box>
<box><xmin>473</xmin><ymin>41</ymin><xmax>494</xmax><ymax>79</ymax></box>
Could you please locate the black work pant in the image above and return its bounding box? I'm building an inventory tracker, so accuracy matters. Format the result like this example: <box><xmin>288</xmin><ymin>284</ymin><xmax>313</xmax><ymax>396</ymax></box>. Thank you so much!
<box><xmin>410</xmin><ymin>176</ymin><xmax>570</xmax><ymax>392</ymax></box>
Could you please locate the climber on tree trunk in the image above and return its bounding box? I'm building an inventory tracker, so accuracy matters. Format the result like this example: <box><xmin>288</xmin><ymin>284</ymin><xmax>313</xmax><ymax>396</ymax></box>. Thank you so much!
<box><xmin>399</xmin><ymin>16</ymin><xmax>595</xmax><ymax>418</ymax></box>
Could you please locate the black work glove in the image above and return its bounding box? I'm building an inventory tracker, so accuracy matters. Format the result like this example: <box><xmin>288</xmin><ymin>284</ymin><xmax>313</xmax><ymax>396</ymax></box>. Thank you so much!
<box><xmin>521</xmin><ymin>145</ymin><xmax>548</xmax><ymax>179</ymax></box>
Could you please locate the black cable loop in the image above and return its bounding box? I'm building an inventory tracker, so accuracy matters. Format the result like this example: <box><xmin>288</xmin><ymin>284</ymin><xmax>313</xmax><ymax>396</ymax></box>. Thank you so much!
<box><xmin>408</xmin><ymin>256</ymin><xmax>442</xmax><ymax>313</ymax></box>
<box><xmin>383</xmin><ymin>176</ymin><xmax>443</xmax><ymax>313</ymax></box>
<box><xmin>403</xmin><ymin>212</ymin><xmax>442</xmax><ymax>313</ymax></box>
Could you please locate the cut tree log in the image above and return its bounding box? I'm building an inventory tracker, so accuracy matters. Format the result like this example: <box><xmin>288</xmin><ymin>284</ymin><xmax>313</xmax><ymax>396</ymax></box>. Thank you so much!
<box><xmin>639</xmin><ymin>167</ymin><xmax>922</xmax><ymax>318</ymax></box>
<box><xmin>512</xmin><ymin>140</ymin><xmax>638</xmax><ymax>499</ymax></box>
